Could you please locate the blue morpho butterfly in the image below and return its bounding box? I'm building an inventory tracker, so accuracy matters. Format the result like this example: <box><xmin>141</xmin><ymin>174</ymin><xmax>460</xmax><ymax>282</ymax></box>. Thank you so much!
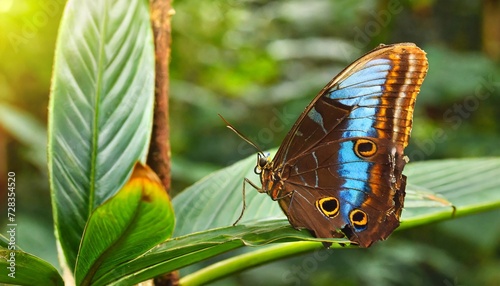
<box><xmin>223</xmin><ymin>43</ymin><xmax>429</xmax><ymax>247</ymax></box>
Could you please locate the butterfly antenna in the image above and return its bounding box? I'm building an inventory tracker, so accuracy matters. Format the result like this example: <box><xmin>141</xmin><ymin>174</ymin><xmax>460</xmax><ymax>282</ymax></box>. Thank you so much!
<box><xmin>218</xmin><ymin>114</ymin><xmax>265</xmax><ymax>155</ymax></box>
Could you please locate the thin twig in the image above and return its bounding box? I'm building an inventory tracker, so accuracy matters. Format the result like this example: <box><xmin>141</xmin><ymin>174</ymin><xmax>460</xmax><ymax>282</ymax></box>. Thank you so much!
<box><xmin>148</xmin><ymin>1</ymin><xmax>177</xmax><ymax>285</ymax></box>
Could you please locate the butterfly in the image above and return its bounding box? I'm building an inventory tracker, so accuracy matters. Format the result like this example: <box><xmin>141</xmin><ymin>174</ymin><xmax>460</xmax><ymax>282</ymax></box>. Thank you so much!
<box><xmin>229</xmin><ymin>43</ymin><xmax>428</xmax><ymax>247</ymax></box>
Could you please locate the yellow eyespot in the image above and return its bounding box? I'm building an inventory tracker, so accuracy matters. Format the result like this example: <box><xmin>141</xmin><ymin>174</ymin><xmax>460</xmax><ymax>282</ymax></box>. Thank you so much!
<box><xmin>315</xmin><ymin>197</ymin><xmax>340</xmax><ymax>218</ymax></box>
<box><xmin>349</xmin><ymin>209</ymin><xmax>368</xmax><ymax>227</ymax></box>
<box><xmin>354</xmin><ymin>139</ymin><xmax>377</xmax><ymax>158</ymax></box>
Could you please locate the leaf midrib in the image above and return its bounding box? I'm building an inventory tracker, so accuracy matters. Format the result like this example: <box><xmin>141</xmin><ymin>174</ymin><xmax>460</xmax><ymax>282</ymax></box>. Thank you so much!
<box><xmin>89</xmin><ymin>1</ymin><xmax>109</xmax><ymax>213</ymax></box>
<box><xmin>80</xmin><ymin>200</ymin><xmax>144</xmax><ymax>286</ymax></box>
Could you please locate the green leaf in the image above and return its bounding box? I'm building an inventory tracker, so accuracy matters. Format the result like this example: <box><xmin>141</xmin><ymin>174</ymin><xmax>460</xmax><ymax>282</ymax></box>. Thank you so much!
<box><xmin>0</xmin><ymin>103</ymin><xmax>47</xmax><ymax>169</ymax></box>
<box><xmin>401</xmin><ymin>157</ymin><xmax>500</xmax><ymax>228</ymax></box>
<box><xmin>173</xmin><ymin>154</ymin><xmax>500</xmax><ymax>237</ymax></box>
<box><xmin>172</xmin><ymin>156</ymin><xmax>500</xmax><ymax>285</ymax></box>
<box><xmin>0</xmin><ymin>235</ymin><xmax>63</xmax><ymax>286</ymax></box>
<box><xmin>48</xmin><ymin>0</ymin><xmax>154</xmax><ymax>271</ymax></box>
<box><xmin>172</xmin><ymin>153</ymin><xmax>283</xmax><ymax>237</ymax></box>
<box><xmin>75</xmin><ymin>163</ymin><xmax>175</xmax><ymax>286</ymax></box>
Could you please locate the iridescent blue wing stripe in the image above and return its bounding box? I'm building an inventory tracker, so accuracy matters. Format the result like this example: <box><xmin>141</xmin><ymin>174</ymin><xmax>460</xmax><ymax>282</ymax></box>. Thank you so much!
<box><xmin>274</xmin><ymin>43</ymin><xmax>428</xmax><ymax>164</ymax></box>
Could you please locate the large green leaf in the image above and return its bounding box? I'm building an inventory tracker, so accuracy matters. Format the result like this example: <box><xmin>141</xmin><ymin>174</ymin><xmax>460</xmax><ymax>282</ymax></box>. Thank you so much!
<box><xmin>75</xmin><ymin>163</ymin><xmax>175</xmax><ymax>286</ymax></box>
<box><xmin>48</xmin><ymin>0</ymin><xmax>154</xmax><ymax>272</ymax></box>
<box><xmin>172</xmin><ymin>153</ymin><xmax>279</xmax><ymax>237</ymax></box>
<box><xmin>398</xmin><ymin>158</ymin><xmax>500</xmax><ymax>232</ymax></box>
<box><xmin>173</xmin><ymin>155</ymin><xmax>500</xmax><ymax>237</ymax></box>
<box><xmin>0</xmin><ymin>235</ymin><xmax>63</xmax><ymax>286</ymax></box>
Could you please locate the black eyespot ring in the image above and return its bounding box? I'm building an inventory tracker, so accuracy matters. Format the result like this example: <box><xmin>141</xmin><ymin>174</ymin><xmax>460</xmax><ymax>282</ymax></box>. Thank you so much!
<box><xmin>354</xmin><ymin>139</ymin><xmax>377</xmax><ymax>158</ymax></box>
<box><xmin>315</xmin><ymin>197</ymin><xmax>340</xmax><ymax>218</ymax></box>
<box><xmin>349</xmin><ymin>209</ymin><xmax>368</xmax><ymax>227</ymax></box>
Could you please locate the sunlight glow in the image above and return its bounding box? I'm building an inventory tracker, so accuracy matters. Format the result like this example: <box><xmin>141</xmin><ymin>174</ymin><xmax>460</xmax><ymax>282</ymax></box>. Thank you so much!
<box><xmin>0</xmin><ymin>0</ymin><xmax>14</xmax><ymax>13</ymax></box>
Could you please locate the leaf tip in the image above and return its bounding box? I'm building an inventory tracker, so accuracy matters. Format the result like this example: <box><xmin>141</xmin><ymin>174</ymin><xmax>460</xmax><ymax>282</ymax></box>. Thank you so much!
<box><xmin>130</xmin><ymin>162</ymin><xmax>169</xmax><ymax>204</ymax></box>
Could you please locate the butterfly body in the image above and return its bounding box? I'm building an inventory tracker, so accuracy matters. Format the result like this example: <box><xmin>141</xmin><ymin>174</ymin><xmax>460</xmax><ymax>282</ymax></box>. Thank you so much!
<box><xmin>255</xmin><ymin>43</ymin><xmax>428</xmax><ymax>247</ymax></box>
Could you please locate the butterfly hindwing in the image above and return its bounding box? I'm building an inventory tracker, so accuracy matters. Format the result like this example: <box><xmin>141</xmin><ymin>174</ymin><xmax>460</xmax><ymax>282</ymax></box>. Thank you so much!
<box><xmin>280</xmin><ymin>137</ymin><xmax>407</xmax><ymax>247</ymax></box>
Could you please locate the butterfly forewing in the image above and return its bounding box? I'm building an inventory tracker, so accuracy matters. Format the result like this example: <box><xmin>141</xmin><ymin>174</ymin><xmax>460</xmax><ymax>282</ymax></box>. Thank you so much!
<box><xmin>274</xmin><ymin>43</ymin><xmax>427</xmax><ymax>164</ymax></box>
<box><xmin>261</xmin><ymin>43</ymin><xmax>429</xmax><ymax>247</ymax></box>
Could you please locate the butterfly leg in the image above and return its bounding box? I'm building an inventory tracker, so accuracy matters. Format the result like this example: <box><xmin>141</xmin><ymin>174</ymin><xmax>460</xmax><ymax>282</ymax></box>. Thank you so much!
<box><xmin>232</xmin><ymin>178</ymin><xmax>263</xmax><ymax>226</ymax></box>
<box><xmin>275</xmin><ymin>189</ymin><xmax>294</xmax><ymax>200</ymax></box>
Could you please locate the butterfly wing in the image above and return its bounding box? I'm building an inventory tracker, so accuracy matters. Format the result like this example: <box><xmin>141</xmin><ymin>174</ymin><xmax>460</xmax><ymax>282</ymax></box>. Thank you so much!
<box><xmin>272</xmin><ymin>43</ymin><xmax>428</xmax><ymax>247</ymax></box>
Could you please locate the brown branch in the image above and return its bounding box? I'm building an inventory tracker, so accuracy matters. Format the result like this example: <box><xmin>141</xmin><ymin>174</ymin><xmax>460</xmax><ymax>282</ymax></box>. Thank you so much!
<box><xmin>148</xmin><ymin>0</ymin><xmax>174</xmax><ymax>194</ymax></box>
<box><xmin>148</xmin><ymin>1</ymin><xmax>177</xmax><ymax>286</ymax></box>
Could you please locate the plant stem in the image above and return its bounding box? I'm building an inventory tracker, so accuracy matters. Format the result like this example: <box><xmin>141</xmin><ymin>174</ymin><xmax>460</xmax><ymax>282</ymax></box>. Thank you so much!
<box><xmin>148</xmin><ymin>0</ymin><xmax>176</xmax><ymax>285</ymax></box>
<box><xmin>179</xmin><ymin>242</ymin><xmax>329</xmax><ymax>286</ymax></box>
<box><xmin>147</xmin><ymin>0</ymin><xmax>174</xmax><ymax>194</ymax></box>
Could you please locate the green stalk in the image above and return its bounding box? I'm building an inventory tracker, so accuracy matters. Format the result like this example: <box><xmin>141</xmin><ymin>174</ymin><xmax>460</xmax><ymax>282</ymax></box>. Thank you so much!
<box><xmin>179</xmin><ymin>241</ymin><xmax>340</xmax><ymax>286</ymax></box>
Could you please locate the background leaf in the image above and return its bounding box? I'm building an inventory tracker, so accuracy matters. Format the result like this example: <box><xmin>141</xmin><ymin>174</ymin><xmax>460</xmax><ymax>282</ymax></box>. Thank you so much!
<box><xmin>0</xmin><ymin>103</ymin><xmax>47</xmax><ymax>169</ymax></box>
<box><xmin>75</xmin><ymin>163</ymin><xmax>175</xmax><ymax>286</ymax></box>
<box><xmin>0</xmin><ymin>235</ymin><xmax>63</xmax><ymax>286</ymax></box>
<box><xmin>401</xmin><ymin>157</ymin><xmax>500</xmax><ymax>228</ymax></box>
<box><xmin>172</xmin><ymin>152</ymin><xmax>282</xmax><ymax>237</ymax></box>
<box><xmin>174</xmin><ymin>153</ymin><xmax>500</xmax><ymax>238</ymax></box>
<box><xmin>47</xmin><ymin>0</ymin><xmax>154</xmax><ymax>271</ymax></box>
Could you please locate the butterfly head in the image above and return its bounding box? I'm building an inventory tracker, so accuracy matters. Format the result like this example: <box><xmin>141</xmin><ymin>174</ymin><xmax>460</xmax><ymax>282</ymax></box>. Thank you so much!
<box><xmin>254</xmin><ymin>152</ymin><xmax>287</xmax><ymax>200</ymax></box>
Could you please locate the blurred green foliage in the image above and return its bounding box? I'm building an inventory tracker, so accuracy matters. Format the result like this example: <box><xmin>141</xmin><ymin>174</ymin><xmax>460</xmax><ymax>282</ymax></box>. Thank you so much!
<box><xmin>1</xmin><ymin>0</ymin><xmax>499</xmax><ymax>285</ymax></box>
